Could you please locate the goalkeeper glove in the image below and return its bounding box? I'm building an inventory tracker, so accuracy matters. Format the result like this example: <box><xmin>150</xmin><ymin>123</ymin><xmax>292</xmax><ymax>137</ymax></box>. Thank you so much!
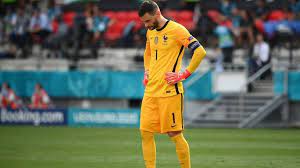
<box><xmin>165</xmin><ymin>69</ymin><xmax>191</xmax><ymax>85</ymax></box>
<box><xmin>143</xmin><ymin>70</ymin><xmax>149</xmax><ymax>86</ymax></box>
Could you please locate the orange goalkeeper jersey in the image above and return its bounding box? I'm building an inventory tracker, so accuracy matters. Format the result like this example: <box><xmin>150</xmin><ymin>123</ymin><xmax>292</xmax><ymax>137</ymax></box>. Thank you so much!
<box><xmin>144</xmin><ymin>20</ymin><xmax>198</xmax><ymax>97</ymax></box>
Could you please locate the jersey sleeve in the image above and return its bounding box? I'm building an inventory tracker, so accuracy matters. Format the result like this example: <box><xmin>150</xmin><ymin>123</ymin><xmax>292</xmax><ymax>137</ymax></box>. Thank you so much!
<box><xmin>175</xmin><ymin>25</ymin><xmax>206</xmax><ymax>74</ymax></box>
<box><xmin>175</xmin><ymin>25</ymin><xmax>198</xmax><ymax>48</ymax></box>
<box><xmin>144</xmin><ymin>30</ymin><xmax>151</xmax><ymax>70</ymax></box>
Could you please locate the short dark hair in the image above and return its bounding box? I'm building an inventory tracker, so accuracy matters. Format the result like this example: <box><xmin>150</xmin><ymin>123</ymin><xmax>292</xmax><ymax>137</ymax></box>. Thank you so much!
<box><xmin>138</xmin><ymin>0</ymin><xmax>159</xmax><ymax>17</ymax></box>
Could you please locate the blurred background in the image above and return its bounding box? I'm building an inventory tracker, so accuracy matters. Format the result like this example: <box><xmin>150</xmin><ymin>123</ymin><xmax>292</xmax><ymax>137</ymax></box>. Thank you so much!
<box><xmin>0</xmin><ymin>0</ymin><xmax>300</xmax><ymax>128</ymax></box>
<box><xmin>0</xmin><ymin>1</ymin><xmax>300</xmax><ymax>168</ymax></box>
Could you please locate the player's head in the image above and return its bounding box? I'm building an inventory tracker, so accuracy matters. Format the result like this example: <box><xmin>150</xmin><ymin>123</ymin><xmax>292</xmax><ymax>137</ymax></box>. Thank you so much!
<box><xmin>138</xmin><ymin>0</ymin><xmax>161</xmax><ymax>30</ymax></box>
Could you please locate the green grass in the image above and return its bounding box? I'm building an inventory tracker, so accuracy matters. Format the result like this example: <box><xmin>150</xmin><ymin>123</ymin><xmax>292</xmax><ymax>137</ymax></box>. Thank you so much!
<box><xmin>0</xmin><ymin>127</ymin><xmax>300</xmax><ymax>168</ymax></box>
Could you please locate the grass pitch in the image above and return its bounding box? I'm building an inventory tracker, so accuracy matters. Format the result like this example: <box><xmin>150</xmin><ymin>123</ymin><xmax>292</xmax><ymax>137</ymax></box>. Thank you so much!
<box><xmin>0</xmin><ymin>127</ymin><xmax>300</xmax><ymax>168</ymax></box>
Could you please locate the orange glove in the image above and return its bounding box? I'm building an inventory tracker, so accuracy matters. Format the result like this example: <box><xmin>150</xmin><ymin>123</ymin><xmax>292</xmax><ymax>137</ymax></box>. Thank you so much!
<box><xmin>143</xmin><ymin>70</ymin><xmax>149</xmax><ymax>86</ymax></box>
<box><xmin>165</xmin><ymin>70</ymin><xmax>191</xmax><ymax>85</ymax></box>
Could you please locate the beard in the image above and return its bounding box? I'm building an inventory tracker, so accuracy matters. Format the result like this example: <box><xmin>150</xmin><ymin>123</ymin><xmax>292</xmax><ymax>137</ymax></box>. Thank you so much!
<box><xmin>148</xmin><ymin>19</ymin><xmax>159</xmax><ymax>30</ymax></box>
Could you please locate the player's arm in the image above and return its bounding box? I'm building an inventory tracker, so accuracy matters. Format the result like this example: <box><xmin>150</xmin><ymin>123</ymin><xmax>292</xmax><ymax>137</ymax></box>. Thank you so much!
<box><xmin>185</xmin><ymin>39</ymin><xmax>206</xmax><ymax>73</ymax></box>
<box><xmin>165</xmin><ymin>27</ymin><xmax>206</xmax><ymax>85</ymax></box>
<box><xmin>143</xmin><ymin>31</ymin><xmax>151</xmax><ymax>86</ymax></box>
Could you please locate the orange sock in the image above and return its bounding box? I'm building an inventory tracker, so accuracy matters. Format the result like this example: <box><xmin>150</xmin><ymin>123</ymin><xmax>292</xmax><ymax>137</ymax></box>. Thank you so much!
<box><xmin>141</xmin><ymin>130</ymin><xmax>156</xmax><ymax>168</ymax></box>
<box><xmin>171</xmin><ymin>133</ymin><xmax>191</xmax><ymax>168</ymax></box>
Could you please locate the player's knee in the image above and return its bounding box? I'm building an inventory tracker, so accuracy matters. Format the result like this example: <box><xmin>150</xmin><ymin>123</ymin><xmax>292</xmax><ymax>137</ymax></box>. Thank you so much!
<box><xmin>141</xmin><ymin>130</ymin><xmax>154</xmax><ymax>140</ymax></box>
<box><xmin>167</xmin><ymin>131</ymin><xmax>182</xmax><ymax>137</ymax></box>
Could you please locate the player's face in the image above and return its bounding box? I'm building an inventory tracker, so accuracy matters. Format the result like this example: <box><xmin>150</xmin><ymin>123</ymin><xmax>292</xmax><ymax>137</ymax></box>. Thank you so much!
<box><xmin>140</xmin><ymin>12</ymin><xmax>159</xmax><ymax>30</ymax></box>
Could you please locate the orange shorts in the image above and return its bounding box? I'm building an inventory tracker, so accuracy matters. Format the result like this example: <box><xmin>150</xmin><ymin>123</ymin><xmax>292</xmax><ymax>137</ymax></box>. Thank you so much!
<box><xmin>140</xmin><ymin>93</ymin><xmax>184</xmax><ymax>133</ymax></box>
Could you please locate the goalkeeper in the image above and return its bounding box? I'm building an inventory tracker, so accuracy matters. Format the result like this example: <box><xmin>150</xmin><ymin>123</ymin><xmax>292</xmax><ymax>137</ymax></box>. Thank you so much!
<box><xmin>139</xmin><ymin>1</ymin><xmax>206</xmax><ymax>168</ymax></box>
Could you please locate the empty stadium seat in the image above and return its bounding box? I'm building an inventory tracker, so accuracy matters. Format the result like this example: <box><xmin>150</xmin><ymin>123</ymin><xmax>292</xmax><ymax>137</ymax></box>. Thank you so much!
<box><xmin>103</xmin><ymin>10</ymin><xmax>195</xmax><ymax>40</ymax></box>
<box><xmin>115</xmin><ymin>11</ymin><xmax>129</xmax><ymax>21</ymax></box>
<box><xmin>179</xmin><ymin>21</ymin><xmax>195</xmax><ymax>30</ymax></box>
<box><xmin>105</xmin><ymin>21</ymin><xmax>128</xmax><ymax>41</ymax></box>
<box><xmin>207</xmin><ymin>10</ymin><xmax>222</xmax><ymax>24</ymax></box>
<box><xmin>176</xmin><ymin>10</ymin><xmax>194</xmax><ymax>30</ymax></box>
<box><xmin>127</xmin><ymin>11</ymin><xmax>140</xmax><ymax>22</ymax></box>
<box><xmin>164</xmin><ymin>10</ymin><xmax>178</xmax><ymax>21</ymax></box>
<box><xmin>63</xmin><ymin>11</ymin><xmax>76</xmax><ymax>27</ymax></box>
<box><xmin>104</xmin><ymin>11</ymin><xmax>116</xmax><ymax>19</ymax></box>
<box><xmin>177</xmin><ymin>10</ymin><xmax>193</xmax><ymax>21</ymax></box>
<box><xmin>267</xmin><ymin>10</ymin><xmax>287</xmax><ymax>21</ymax></box>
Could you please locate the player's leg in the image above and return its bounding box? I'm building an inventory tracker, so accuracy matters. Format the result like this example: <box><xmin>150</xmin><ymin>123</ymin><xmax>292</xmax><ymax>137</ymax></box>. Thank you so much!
<box><xmin>159</xmin><ymin>93</ymin><xmax>191</xmax><ymax>168</ymax></box>
<box><xmin>140</xmin><ymin>96</ymin><xmax>160</xmax><ymax>168</ymax></box>
<box><xmin>168</xmin><ymin>131</ymin><xmax>190</xmax><ymax>168</ymax></box>
<box><xmin>141</xmin><ymin>130</ymin><xmax>156</xmax><ymax>168</ymax></box>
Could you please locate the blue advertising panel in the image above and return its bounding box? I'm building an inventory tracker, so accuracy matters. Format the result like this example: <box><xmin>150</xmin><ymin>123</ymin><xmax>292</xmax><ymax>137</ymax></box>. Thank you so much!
<box><xmin>0</xmin><ymin>108</ymin><xmax>67</xmax><ymax>126</ymax></box>
<box><xmin>68</xmin><ymin>108</ymin><xmax>140</xmax><ymax>127</ymax></box>
<box><xmin>274</xmin><ymin>71</ymin><xmax>300</xmax><ymax>101</ymax></box>
<box><xmin>0</xmin><ymin>71</ymin><xmax>145</xmax><ymax>98</ymax></box>
<box><xmin>184</xmin><ymin>71</ymin><xmax>215</xmax><ymax>100</ymax></box>
<box><xmin>0</xmin><ymin>70</ymin><xmax>213</xmax><ymax>100</ymax></box>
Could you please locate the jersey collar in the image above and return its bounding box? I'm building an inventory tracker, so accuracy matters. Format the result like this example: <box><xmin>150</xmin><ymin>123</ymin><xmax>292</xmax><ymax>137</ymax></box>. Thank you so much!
<box><xmin>156</xmin><ymin>20</ymin><xmax>170</xmax><ymax>31</ymax></box>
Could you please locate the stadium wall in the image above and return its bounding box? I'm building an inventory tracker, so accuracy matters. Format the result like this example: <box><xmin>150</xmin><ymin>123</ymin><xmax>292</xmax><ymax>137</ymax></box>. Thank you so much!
<box><xmin>0</xmin><ymin>70</ymin><xmax>214</xmax><ymax>100</ymax></box>
<box><xmin>0</xmin><ymin>108</ymin><xmax>139</xmax><ymax>127</ymax></box>
<box><xmin>0</xmin><ymin>108</ymin><xmax>67</xmax><ymax>126</ymax></box>
<box><xmin>274</xmin><ymin>71</ymin><xmax>300</xmax><ymax>100</ymax></box>
<box><xmin>274</xmin><ymin>71</ymin><xmax>300</xmax><ymax>126</ymax></box>
<box><xmin>68</xmin><ymin>108</ymin><xmax>140</xmax><ymax>127</ymax></box>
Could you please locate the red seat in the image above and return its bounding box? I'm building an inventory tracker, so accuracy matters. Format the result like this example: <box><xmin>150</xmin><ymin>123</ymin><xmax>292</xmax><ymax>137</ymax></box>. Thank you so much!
<box><xmin>220</xmin><ymin>20</ymin><xmax>232</xmax><ymax>28</ymax></box>
<box><xmin>127</xmin><ymin>11</ymin><xmax>140</xmax><ymax>22</ymax></box>
<box><xmin>268</xmin><ymin>10</ymin><xmax>286</xmax><ymax>21</ymax></box>
<box><xmin>177</xmin><ymin>10</ymin><xmax>193</xmax><ymax>21</ymax></box>
<box><xmin>115</xmin><ymin>11</ymin><xmax>129</xmax><ymax>21</ymax></box>
<box><xmin>105</xmin><ymin>21</ymin><xmax>128</xmax><ymax>40</ymax></box>
<box><xmin>105</xmin><ymin>32</ymin><xmax>121</xmax><ymax>41</ymax></box>
<box><xmin>178</xmin><ymin>21</ymin><xmax>195</xmax><ymax>30</ymax></box>
<box><xmin>207</xmin><ymin>10</ymin><xmax>222</xmax><ymax>24</ymax></box>
<box><xmin>52</xmin><ymin>20</ymin><xmax>59</xmax><ymax>33</ymax></box>
<box><xmin>164</xmin><ymin>10</ymin><xmax>178</xmax><ymax>21</ymax></box>
<box><xmin>104</xmin><ymin>11</ymin><xmax>116</xmax><ymax>19</ymax></box>
<box><xmin>63</xmin><ymin>11</ymin><xmax>76</xmax><ymax>27</ymax></box>
<box><xmin>255</xmin><ymin>19</ymin><xmax>265</xmax><ymax>34</ymax></box>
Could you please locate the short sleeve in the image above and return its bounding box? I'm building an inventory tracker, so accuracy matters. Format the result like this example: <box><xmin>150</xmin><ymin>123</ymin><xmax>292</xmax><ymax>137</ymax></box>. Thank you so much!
<box><xmin>176</xmin><ymin>25</ymin><xmax>197</xmax><ymax>48</ymax></box>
